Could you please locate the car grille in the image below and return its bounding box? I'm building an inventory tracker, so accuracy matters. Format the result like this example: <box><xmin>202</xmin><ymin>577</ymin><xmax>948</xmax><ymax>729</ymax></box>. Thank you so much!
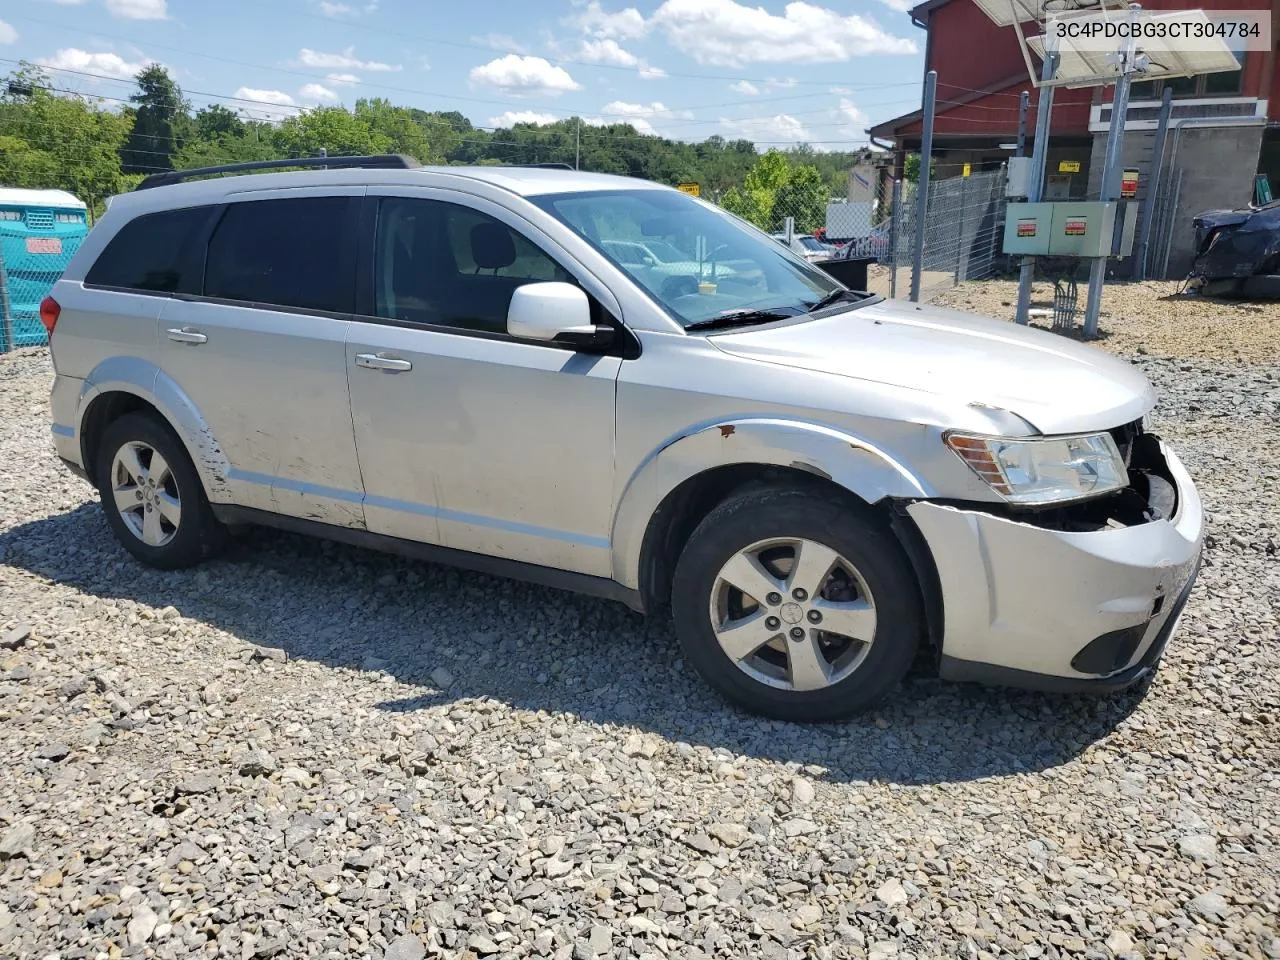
<box><xmin>24</xmin><ymin>209</ymin><xmax>54</xmax><ymax>232</ymax></box>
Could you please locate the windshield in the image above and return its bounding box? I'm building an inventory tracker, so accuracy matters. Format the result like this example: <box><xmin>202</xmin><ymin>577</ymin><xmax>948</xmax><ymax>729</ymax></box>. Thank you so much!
<box><xmin>798</xmin><ymin>236</ymin><xmax>826</xmax><ymax>251</ymax></box>
<box><xmin>531</xmin><ymin>188</ymin><xmax>842</xmax><ymax>328</ymax></box>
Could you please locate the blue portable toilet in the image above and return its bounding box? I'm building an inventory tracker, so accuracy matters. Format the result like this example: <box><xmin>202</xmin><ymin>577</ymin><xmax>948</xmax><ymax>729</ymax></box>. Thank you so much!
<box><xmin>0</xmin><ymin>187</ymin><xmax>89</xmax><ymax>352</ymax></box>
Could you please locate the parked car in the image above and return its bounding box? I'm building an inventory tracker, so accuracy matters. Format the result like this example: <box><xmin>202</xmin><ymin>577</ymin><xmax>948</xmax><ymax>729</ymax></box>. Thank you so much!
<box><xmin>841</xmin><ymin>222</ymin><xmax>892</xmax><ymax>260</ymax></box>
<box><xmin>771</xmin><ymin>232</ymin><xmax>831</xmax><ymax>262</ymax></box>
<box><xmin>43</xmin><ymin>156</ymin><xmax>1203</xmax><ymax>721</ymax></box>
<box><xmin>1189</xmin><ymin>199</ymin><xmax>1280</xmax><ymax>298</ymax></box>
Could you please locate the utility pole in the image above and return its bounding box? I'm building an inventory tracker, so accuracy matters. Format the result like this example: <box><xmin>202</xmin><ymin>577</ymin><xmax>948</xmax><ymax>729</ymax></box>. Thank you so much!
<box><xmin>575</xmin><ymin>116</ymin><xmax>581</xmax><ymax>171</ymax></box>
<box><xmin>909</xmin><ymin>69</ymin><xmax>937</xmax><ymax>303</ymax></box>
<box><xmin>1014</xmin><ymin>50</ymin><xmax>1059</xmax><ymax>324</ymax></box>
<box><xmin>1082</xmin><ymin>2</ymin><xmax>1142</xmax><ymax>339</ymax></box>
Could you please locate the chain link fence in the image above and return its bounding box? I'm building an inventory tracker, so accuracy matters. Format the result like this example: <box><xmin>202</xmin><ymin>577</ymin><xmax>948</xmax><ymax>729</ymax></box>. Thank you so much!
<box><xmin>1</xmin><ymin>223</ymin><xmax>85</xmax><ymax>353</ymax></box>
<box><xmin>716</xmin><ymin>166</ymin><xmax>1011</xmax><ymax>303</ymax></box>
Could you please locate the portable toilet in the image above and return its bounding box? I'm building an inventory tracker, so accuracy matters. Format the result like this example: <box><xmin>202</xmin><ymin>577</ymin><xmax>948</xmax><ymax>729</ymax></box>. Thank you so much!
<box><xmin>0</xmin><ymin>187</ymin><xmax>89</xmax><ymax>352</ymax></box>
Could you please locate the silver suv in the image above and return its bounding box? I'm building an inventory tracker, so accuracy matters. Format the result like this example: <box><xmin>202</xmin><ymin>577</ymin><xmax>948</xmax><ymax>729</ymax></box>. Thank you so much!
<box><xmin>44</xmin><ymin>155</ymin><xmax>1203</xmax><ymax>721</ymax></box>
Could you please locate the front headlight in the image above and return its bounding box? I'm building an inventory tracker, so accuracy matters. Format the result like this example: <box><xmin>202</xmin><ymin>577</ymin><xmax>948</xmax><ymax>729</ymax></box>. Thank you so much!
<box><xmin>945</xmin><ymin>431</ymin><xmax>1127</xmax><ymax>505</ymax></box>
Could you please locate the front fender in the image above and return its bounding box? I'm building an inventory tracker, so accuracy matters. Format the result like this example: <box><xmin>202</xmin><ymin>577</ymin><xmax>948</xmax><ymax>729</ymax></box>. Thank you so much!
<box><xmin>78</xmin><ymin>357</ymin><xmax>232</xmax><ymax>502</ymax></box>
<box><xmin>610</xmin><ymin>417</ymin><xmax>931</xmax><ymax>589</ymax></box>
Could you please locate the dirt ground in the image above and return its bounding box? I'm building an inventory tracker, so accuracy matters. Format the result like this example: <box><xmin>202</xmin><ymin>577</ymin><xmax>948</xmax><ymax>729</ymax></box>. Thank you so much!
<box><xmin>930</xmin><ymin>278</ymin><xmax>1280</xmax><ymax>364</ymax></box>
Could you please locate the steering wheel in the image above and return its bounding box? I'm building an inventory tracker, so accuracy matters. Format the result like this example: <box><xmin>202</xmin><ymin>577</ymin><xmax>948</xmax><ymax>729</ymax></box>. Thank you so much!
<box><xmin>661</xmin><ymin>275</ymin><xmax>699</xmax><ymax>300</ymax></box>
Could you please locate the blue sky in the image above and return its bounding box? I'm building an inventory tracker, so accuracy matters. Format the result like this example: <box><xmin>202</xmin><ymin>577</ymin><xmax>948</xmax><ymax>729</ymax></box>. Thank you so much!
<box><xmin>1</xmin><ymin>0</ymin><xmax>926</xmax><ymax>149</ymax></box>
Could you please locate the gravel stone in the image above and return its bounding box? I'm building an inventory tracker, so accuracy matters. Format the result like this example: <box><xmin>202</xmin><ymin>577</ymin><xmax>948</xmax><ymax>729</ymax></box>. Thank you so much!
<box><xmin>2</xmin><ymin>319</ymin><xmax>1279</xmax><ymax>960</ymax></box>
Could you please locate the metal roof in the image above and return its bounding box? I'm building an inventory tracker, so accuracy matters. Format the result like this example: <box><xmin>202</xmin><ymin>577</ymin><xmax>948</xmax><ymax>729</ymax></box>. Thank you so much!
<box><xmin>0</xmin><ymin>187</ymin><xmax>87</xmax><ymax>209</ymax></box>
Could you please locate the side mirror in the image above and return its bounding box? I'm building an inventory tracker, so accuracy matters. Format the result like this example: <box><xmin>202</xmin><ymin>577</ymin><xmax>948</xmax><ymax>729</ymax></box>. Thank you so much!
<box><xmin>507</xmin><ymin>281</ymin><xmax>614</xmax><ymax>349</ymax></box>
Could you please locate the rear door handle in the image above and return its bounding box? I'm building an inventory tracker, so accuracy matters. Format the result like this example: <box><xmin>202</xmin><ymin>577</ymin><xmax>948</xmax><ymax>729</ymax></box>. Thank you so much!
<box><xmin>354</xmin><ymin>353</ymin><xmax>412</xmax><ymax>372</ymax></box>
<box><xmin>166</xmin><ymin>327</ymin><xmax>207</xmax><ymax>345</ymax></box>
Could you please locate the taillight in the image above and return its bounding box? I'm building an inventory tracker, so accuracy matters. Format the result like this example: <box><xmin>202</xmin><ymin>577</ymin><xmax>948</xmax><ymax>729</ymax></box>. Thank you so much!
<box><xmin>40</xmin><ymin>296</ymin><xmax>61</xmax><ymax>336</ymax></box>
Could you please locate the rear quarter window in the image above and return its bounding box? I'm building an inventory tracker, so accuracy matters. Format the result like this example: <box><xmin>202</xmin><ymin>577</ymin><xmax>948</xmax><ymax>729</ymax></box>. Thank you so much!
<box><xmin>84</xmin><ymin>206</ymin><xmax>211</xmax><ymax>293</ymax></box>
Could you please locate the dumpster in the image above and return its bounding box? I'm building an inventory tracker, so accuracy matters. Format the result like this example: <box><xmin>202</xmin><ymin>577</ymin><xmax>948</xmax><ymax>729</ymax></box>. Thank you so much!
<box><xmin>815</xmin><ymin>255</ymin><xmax>873</xmax><ymax>292</ymax></box>
<box><xmin>0</xmin><ymin>188</ymin><xmax>88</xmax><ymax>352</ymax></box>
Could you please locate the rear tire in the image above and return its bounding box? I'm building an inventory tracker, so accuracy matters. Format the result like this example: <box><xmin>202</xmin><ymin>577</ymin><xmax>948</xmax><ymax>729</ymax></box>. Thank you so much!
<box><xmin>670</xmin><ymin>485</ymin><xmax>921</xmax><ymax>722</ymax></box>
<box><xmin>96</xmin><ymin>412</ymin><xmax>229</xmax><ymax>570</ymax></box>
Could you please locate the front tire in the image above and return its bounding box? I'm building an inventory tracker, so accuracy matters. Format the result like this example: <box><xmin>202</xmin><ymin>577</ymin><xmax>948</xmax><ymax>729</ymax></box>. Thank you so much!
<box><xmin>96</xmin><ymin>412</ymin><xmax>228</xmax><ymax>569</ymax></box>
<box><xmin>671</xmin><ymin>486</ymin><xmax>922</xmax><ymax>722</ymax></box>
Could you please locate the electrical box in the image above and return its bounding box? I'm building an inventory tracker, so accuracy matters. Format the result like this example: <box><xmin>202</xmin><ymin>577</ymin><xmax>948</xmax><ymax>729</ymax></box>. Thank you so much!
<box><xmin>1003</xmin><ymin>202</ymin><xmax>1052</xmax><ymax>255</ymax></box>
<box><xmin>1047</xmin><ymin>202</ymin><xmax>1117</xmax><ymax>257</ymax></box>
<box><xmin>1003</xmin><ymin>201</ymin><xmax>1134</xmax><ymax>258</ymax></box>
<box><xmin>1113</xmin><ymin>201</ymin><xmax>1138</xmax><ymax>258</ymax></box>
<box><xmin>1005</xmin><ymin>157</ymin><xmax>1033</xmax><ymax>199</ymax></box>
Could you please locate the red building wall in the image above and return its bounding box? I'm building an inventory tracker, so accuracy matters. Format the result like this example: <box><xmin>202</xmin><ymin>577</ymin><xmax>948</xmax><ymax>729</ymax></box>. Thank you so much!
<box><xmin>896</xmin><ymin>0</ymin><xmax>1277</xmax><ymax>137</ymax></box>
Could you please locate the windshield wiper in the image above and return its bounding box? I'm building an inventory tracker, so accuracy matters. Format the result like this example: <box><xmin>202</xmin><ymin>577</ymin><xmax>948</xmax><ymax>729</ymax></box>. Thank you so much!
<box><xmin>805</xmin><ymin>288</ymin><xmax>862</xmax><ymax>313</ymax></box>
<box><xmin>684</xmin><ymin>309</ymin><xmax>794</xmax><ymax>332</ymax></box>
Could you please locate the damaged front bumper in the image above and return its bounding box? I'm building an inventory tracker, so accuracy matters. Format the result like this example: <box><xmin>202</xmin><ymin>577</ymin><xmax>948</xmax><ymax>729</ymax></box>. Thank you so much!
<box><xmin>907</xmin><ymin>435</ymin><xmax>1203</xmax><ymax>692</ymax></box>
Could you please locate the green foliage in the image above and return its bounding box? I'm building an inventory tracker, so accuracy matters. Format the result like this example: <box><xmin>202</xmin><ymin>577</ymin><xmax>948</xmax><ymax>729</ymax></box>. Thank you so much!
<box><xmin>904</xmin><ymin>153</ymin><xmax>936</xmax><ymax>183</ymax></box>
<box><xmin>0</xmin><ymin>65</ymin><xmax>135</xmax><ymax>208</ymax></box>
<box><xmin>0</xmin><ymin>65</ymin><xmax>866</xmax><ymax>224</ymax></box>
<box><xmin>121</xmin><ymin>64</ymin><xmax>189</xmax><ymax>174</ymax></box>
<box><xmin>774</xmin><ymin>164</ymin><xmax>827</xmax><ymax>233</ymax></box>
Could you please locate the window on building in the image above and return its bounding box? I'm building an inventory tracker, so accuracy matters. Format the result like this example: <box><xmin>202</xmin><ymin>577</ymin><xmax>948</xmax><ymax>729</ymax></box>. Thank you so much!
<box><xmin>1129</xmin><ymin>51</ymin><xmax>1246</xmax><ymax>100</ymax></box>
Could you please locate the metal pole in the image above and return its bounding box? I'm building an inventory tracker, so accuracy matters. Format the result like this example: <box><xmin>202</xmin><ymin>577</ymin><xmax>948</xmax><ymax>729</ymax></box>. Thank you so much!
<box><xmin>784</xmin><ymin>216</ymin><xmax>795</xmax><ymax>246</ymax></box>
<box><xmin>575</xmin><ymin>116</ymin><xmax>581</xmax><ymax>171</ymax></box>
<box><xmin>1015</xmin><ymin>90</ymin><xmax>1030</xmax><ymax>157</ymax></box>
<box><xmin>1083</xmin><ymin>3</ymin><xmax>1140</xmax><ymax>339</ymax></box>
<box><xmin>1015</xmin><ymin>52</ymin><xmax>1059</xmax><ymax>324</ymax></box>
<box><xmin>909</xmin><ymin>69</ymin><xmax>937</xmax><ymax>303</ymax></box>
<box><xmin>1133</xmin><ymin>86</ymin><xmax>1173</xmax><ymax>281</ymax></box>
<box><xmin>889</xmin><ymin>177</ymin><xmax>902</xmax><ymax>299</ymax></box>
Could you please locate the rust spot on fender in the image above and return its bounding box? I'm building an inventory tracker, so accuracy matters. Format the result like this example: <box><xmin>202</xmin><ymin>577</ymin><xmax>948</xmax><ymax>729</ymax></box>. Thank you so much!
<box><xmin>719</xmin><ymin>425</ymin><xmax>736</xmax><ymax>438</ymax></box>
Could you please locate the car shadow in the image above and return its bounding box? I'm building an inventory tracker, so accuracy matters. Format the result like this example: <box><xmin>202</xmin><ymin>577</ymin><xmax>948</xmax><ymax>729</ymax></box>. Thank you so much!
<box><xmin>0</xmin><ymin>503</ymin><xmax>1148</xmax><ymax>786</ymax></box>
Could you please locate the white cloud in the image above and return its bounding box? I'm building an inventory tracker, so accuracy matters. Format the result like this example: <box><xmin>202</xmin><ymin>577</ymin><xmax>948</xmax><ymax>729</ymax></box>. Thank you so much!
<box><xmin>879</xmin><ymin>0</ymin><xmax>915</xmax><ymax>11</ymax></box>
<box><xmin>595</xmin><ymin>100</ymin><xmax>691</xmax><ymax>136</ymax></box>
<box><xmin>568</xmin><ymin>1</ymin><xmax>647</xmax><ymax>40</ymax></box>
<box><xmin>836</xmin><ymin>97</ymin><xmax>867</xmax><ymax>126</ymax></box>
<box><xmin>730</xmin><ymin>80</ymin><xmax>759</xmax><ymax>95</ymax></box>
<box><xmin>469</xmin><ymin>55</ymin><xmax>581</xmax><ymax>97</ymax></box>
<box><xmin>299</xmin><ymin>83</ymin><xmax>339</xmax><ymax>102</ymax></box>
<box><xmin>489</xmin><ymin>110</ymin><xmax>559</xmax><ymax>127</ymax></box>
<box><xmin>0</xmin><ymin>20</ymin><xmax>16</xmax><ymax>44</ymax></box>
<box><xmin>295</xmin><ymin>47</ymin><xmax>401</xmax><ymax>72</ymax></box>
<box><xmin>37</xmin><ymin>48</ymin><xmax>154</xmax><ymax>80</ymax></box>
<box><xmin>720</xmin><ymin>113</ymin><xmax>814</xmax><ymax>145</ymax></box>
<box><xmin>105</xmin><ymin>0</ymin><xmax>167</xmax><ymax>18</ymax></box>
<box><xmin>651</xmin><ymin>0</ymin><xmax>917</xmax><ymax>66</ymax></box>
<box><xmin>233</xmin><ymin>87</ymin><xmax>299</xmax><ymax>122</ymax></box>
<box><xmin>326</xmin><ymin>73</ymin><xmax>361</xmax><ymax>86</ymax></box>
<box><xmin>472</xmin><ymin>33</ymin><xmax>528</xmax><ymax>54</ymax></box>
<box><xmin>638</xmin><ymin>64</ymin><xmax>666</xmax><ymax>79</ymax></box>
<box><xmin>829</xmin><ymin>85</ymin><xmax>853</xmax><ymax>95</ymax></box>
<box><xmin>579</xmin><ymin>38</ymin><xmax>640</xmax><ymax>68</ymax></box>
<box><xmin>318</xmin><ymin>0</ymin><xmax>378</xmax><ymax>14</ymax></box>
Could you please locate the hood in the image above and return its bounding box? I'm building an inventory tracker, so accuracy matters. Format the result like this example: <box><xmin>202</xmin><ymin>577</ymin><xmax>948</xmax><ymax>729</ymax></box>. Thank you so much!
<box><xmin>708</xmin><ymin>298</ymin><xmax>1155</xmax><ymax>435</ymax></box>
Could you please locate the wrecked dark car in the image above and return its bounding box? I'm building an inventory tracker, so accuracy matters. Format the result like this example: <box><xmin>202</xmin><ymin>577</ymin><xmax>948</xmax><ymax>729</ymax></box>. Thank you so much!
<box><xmin>1189</xmin><ymin>200</ymin><xmax>1280</xmax><ymax>298</ymax></box>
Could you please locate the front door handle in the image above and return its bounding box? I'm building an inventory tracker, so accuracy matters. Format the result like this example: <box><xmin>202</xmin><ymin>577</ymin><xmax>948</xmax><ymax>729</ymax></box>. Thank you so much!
<box><xmin>354</xmin><ymin>353</ymin><xmax>412</xmax><ymax>372</ymax></box>
<box><xmin>166</xmin><ymin>327</ymin><xmax>207</xmax><ymax>345</ymax></box>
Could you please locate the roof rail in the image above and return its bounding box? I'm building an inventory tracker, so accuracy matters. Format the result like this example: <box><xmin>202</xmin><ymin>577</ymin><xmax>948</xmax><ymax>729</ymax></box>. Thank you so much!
<box><xmin>508</xmin><ymin>162</ymin><xmax>575</xmax><ymax>170</ymax></box>
<box><xmin>135</xmin><ymin>154</ymin><xmax>421</xmax><ymax>191</ymax></box>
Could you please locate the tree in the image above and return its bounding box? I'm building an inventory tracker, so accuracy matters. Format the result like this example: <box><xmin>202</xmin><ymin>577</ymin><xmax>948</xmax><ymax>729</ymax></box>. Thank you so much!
<box><xmin>272</xmin><ymin>106</ymin><xmax>391</xmax><ymax>158</ymax></box>
<box><xmin>721</xmin><ymin>150</ymin><xmax>793</xmax><ymax>230</ymax></box>
<box><xmin>121</xmin><ymin>65</ymin><xmax>189</xmax><ymax>174</ymax></box>
<box><xmin>774</xmin><ymin>164</ymin><xmax>828</xmax><ymax>233</ymax></box>
<box><xmin>0</xmin><ymin>66</ymin><xmax>135</xmax><ymax>211</ymax></box>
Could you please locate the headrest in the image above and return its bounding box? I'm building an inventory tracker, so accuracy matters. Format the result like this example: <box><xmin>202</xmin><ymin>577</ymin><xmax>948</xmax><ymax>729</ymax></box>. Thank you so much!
<box><xmin>470</xmin><ymin>222</ymin><xmax>516</xmax><ymax>270</ymax></box>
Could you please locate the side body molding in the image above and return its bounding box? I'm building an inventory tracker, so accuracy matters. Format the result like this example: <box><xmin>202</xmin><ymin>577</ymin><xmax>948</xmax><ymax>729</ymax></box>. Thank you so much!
<box><xmin>77</xmin><ymin>357</ymin><xmax>233</xmax><ymax>502</ymax></box>
<box><xmin>610</xmin><ymin>417</ymin><xmax>931</xmax><ymax>590</ymax></box>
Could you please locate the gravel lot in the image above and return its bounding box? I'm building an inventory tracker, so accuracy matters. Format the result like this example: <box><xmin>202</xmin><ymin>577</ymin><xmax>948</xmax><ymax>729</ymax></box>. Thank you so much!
<box><xmin>2</xmin><ymin>328</ymin><xmax>1278</xmax><ymax>959</ymax></box>
<box><xmin>932</xmin><ymin>279</ymin><xmax>1280</xmax><ymax>365</ymax></box>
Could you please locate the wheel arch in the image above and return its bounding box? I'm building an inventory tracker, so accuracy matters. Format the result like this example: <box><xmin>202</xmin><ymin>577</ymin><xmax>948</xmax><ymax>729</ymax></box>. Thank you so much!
<box><xmin>614</xmin><ymin>417</ymin><xmax>934</xmax><ymax>611</ymax></box>
<box><xmin>76</xmin><ymin>359</ymin><xmax>230</xmax><ymax>499</ymax></box>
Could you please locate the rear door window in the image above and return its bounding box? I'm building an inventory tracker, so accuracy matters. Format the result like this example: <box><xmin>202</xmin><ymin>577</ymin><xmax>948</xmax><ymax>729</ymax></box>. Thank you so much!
<box><xmin>85</xmin><ymin>206</ymin><xmax>210</xmax><ymax>293</ymax></box>
<box><xmin>203</xmin><ymin>196</ymin><xmax>356</xmax><ymax>313</ymax></box>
